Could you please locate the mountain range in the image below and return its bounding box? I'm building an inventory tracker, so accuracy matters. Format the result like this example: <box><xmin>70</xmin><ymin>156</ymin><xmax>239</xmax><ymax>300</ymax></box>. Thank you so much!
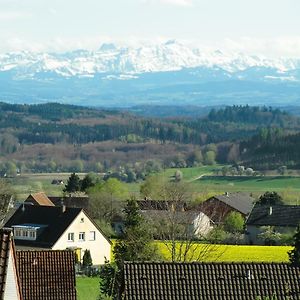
<box><xmin>1</xmin><ymin>40</ymin><xmax>300</xmax><ymax>107</ymax></box>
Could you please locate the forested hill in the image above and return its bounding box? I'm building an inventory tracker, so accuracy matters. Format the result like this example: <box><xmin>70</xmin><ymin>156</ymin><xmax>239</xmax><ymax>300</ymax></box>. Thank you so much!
<box><xmin>241</xmin><ymin>128</ymin><xmax>300</xmax><ymax>170</ymax></box>
<box><xmin>1</xmin><ymin>102</ymin><xmax>300</xmax><ymax>173</ymax></box>
<box><xmin>207</xmin><ymin>105</ymin><xmax>297</xmax><ymax>126</ymax></box>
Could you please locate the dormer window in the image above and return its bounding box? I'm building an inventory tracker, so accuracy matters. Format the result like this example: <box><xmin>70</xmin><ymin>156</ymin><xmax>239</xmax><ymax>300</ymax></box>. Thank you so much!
<box><xmin>12</xmin><ymin>224</ymin><xmax>47</xmax><ymax>241</ymax></box>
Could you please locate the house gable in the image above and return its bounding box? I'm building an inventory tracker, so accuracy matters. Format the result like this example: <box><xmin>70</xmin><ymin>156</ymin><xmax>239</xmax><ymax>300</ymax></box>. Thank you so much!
<box><xmin>52</xmin><ymin>210</ymin><xmax>111</xmax><ymax>265</ymax></box>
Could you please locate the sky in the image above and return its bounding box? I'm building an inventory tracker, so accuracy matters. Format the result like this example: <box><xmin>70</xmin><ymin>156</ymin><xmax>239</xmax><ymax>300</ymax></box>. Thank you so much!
<box><xmin>0</xmin><ymin>0</ymin><xmax>300</xmax><ymax>57</ymax></box>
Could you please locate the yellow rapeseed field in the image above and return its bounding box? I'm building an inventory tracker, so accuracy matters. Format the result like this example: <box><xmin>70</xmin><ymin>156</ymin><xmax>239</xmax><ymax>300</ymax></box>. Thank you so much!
<box><xmin>156</xmin><ymin>242</ymin><xmax>292</xmax><ymax>262</ymax></box>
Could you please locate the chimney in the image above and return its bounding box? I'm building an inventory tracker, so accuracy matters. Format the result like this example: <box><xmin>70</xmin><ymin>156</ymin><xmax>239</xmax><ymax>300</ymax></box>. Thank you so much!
<box><xmin>269</xmin><ymin>206</ymin><xmax>273</xmax><ymax>216</ymax></box>
<box><xmin>62</xmin><ymin>204</ymin><xmax>66</xmax><ymax>213</ymax></box>
<box><xmin>21</xmin><ymin>203</ymin><xmax>25</xmax><ymax>212</ymax></box>
<box><xmin>247</xmin><ymin>269</ymin><xmax>254</xmax><ymax>280</ymax></box>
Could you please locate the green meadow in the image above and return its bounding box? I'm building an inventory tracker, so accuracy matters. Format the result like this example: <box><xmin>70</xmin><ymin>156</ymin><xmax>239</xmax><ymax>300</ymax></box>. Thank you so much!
<box><xmin>77</xmin><ymin>277</ymin><xmax>99</xmax><ymax>300</ymax></box>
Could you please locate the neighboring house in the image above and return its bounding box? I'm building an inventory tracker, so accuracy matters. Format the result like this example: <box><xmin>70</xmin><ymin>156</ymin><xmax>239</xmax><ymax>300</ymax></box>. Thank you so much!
<box><xmin>0</xmin><ymin>228</ymin><xmax>22</xmax><ymax>300</ymax></box>
<box><xmin>246</xmin><ymin>204</ymin><xmax>300</xmax><ymax>244</ymax></box>
<box><xmin>112</xmin><ymin>199</ymin><xmax>212</xmax><ymax>237</ymax></box>
<box><xmin>49</xmin><ymin>195</ymin><xmax>89</xmax><ymax>209</ymax></box>
<box><xmin>198</xmin><ymin>192</ymin><xmax>255</xmax><ymax>225</ymax></box>
<box><xmin>17</xmin><ymin>250</ymin><xmax>77</xmax><ymax>300</ymax></box>
<box><xmin>141</xmin><ymin>210</ymin><xmax>213</xmax><ymax>237</ymax></box>
<box><xmin>123</xmin><ymin>261</ymin><xmax>300</xmax><ymax>300</ymax></box>
<box><xmin>25</xmin><ymin>192</ymin><xmax>55</xmax><ymax>206</ymax></box>
<box><xmin>25</xmin><ymin>192</ymin><xmax>89</xmax><ymax>209</ymax></box>
<box><xmin>4</xmin><ymin>205</ymin><xmax>111</xmax><ymax>265</ymax></box>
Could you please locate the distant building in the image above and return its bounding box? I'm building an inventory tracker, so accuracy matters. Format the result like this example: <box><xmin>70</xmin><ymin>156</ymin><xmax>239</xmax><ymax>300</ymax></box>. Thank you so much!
<box><xmin>123</xmin><ymin>261</ymin><xmax>300</xmax><ymax>300</ymax></box>
<box><xmin>246</xmin><ymin>204</ymin><xmax>300</xmax><ymax>244</ymax></box>
<box><xmin>25</xmin><ymin>192</ymin><xmax>89</xmax><ymax>209</ymax></box>
<box><xmin>198</xmin><ymin>192</ymin><xmax>255</xmax><ymax>225</ymax></box>
<box><xmin>25</xmin><ymin>192</ymin><xmax>55</xmax><ymax>206</ymax></box>
<box><xmin>4</xmin><ymin>205</ymin><xmax>111</xmax><ymax>265</ymax></box>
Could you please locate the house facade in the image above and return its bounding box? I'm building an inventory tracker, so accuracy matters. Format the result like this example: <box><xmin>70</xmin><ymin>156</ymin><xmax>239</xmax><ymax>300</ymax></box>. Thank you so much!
<box><xmin>4</xmin><ymin>205</ymin><xmax>111</xmax><ymax>265</ymax></box>
<box><xmin>52</xmin><ymin>209</ymin><xmax>111</xmax><ymax>264</ymax></box>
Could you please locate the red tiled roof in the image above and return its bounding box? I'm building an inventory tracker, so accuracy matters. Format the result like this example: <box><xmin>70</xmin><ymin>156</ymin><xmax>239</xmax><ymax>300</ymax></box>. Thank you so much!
<box><xmin>26</xmin><ymin>192</ymin><xmax>55</xmax><ymax>206</ymax></box>
<box><xmin>17</xmin><ymin>250</ymin><xmax>77</xmax><ymax>300</ymax></box>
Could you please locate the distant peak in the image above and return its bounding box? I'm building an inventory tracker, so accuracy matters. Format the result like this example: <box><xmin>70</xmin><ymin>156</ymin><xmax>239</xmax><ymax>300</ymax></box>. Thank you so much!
<box><xmin>164</xmin><ymin>39</ymin><xmax>178</xmax><ymax>46</ymax></box>
<box><xmin>99</xmin><ymin>43</ymin><xmax>117</xmax><ymax>52</ymax></box>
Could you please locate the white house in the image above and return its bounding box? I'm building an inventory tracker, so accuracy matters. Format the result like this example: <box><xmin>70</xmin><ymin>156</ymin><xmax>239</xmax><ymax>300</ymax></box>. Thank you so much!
<box><xmin>4</xmin><ymin>205</ymin><xmax>111</xmax><ymax>265</ymax></box>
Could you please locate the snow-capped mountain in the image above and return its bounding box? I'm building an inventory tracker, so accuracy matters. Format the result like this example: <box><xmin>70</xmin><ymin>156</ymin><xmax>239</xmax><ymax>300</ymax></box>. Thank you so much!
<box><xmin>0</xmin><ymin>40</ymin><xmax>300</xmax><ymax>78</ymax></box>
<box><xmin>1</xmin><ymin>40</ymin><xmax>300</xmax><ymax>107</ymax></box>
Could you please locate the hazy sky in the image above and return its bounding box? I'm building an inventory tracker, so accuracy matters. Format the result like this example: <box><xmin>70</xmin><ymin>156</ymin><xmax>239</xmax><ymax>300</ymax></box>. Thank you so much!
<box><xmin>1</xmin><ymin>0</ymin><xmax>300</xmax><ymax>56</ymax></box>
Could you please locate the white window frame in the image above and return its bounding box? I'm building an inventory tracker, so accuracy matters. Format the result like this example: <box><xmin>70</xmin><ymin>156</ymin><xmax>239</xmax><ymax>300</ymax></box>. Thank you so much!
<box><xmin>79</xmin><ymin>232</ymin><xmax>85</xmax><ymax>241</ymax></box>
<box><xmin>68</xmin><ymin>232</ymin><xmax>74</xmax><ymax>242</ymax></box>
<box><xmin>89</xmin><ymin>231</ymin><xmax>96</xmax><ymax>241</ymax></box>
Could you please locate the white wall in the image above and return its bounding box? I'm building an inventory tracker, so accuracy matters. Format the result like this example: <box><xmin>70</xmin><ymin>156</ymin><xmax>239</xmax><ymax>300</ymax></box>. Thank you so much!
<box><xmin>4</xmin><ymin>246</ymin><xmax>20</xmax><ymax>300</ymax></box>
<box><xmin>193</xmin><ymin>212</ymin><xmax>214</xmax><ymax>237</ymax></box>
<box><xmin>52</xmin><ymin>211</ymin><xmax>111</xmax><ymax>265</ymax></box>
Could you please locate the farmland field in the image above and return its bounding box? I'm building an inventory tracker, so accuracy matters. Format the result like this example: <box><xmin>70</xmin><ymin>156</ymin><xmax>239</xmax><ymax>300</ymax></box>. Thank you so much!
<box><xmin>156</xmin><ymin>242</ymin><xmax>292</xmax><ymax>262</ymax></box>
<box><xmin>6</xmin><ymin>166</ymin><xmax>300</xmax><ymax>202</ymax></box>
<box><xmin>193</xmin><ymin>175</ymin><xmax>300</xmax><ymax>192</ymax></box>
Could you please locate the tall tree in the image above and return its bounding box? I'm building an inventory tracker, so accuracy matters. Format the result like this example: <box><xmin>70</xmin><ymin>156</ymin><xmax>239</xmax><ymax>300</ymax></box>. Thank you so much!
<box><xmin>63</xmin><ymin>173</ymin><xmax>81</xmax><ymax>193</ymax></box>
<box><xmin>87</xmin><ymin>178</ymin><xmax>128</xmax><ymax>222</ymax></box>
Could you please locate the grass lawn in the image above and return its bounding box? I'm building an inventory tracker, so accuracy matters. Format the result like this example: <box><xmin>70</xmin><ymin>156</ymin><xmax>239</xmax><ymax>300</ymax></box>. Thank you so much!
<box><xmin>161</xmin><ymin>165</ymin><xmax>222</xmax><ymax>181</ymax></box>
<box><xmin>77</xmin><ymin>276</ymin><xmax>99</xmax><ymax>300</ymax></box>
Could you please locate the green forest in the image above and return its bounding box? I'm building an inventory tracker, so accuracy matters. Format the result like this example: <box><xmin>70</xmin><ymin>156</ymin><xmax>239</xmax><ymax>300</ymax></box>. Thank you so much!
<box><xmin>1</xmin><ymin>102</ymin><xmax>300</xmax><ymax>176</ymax></box>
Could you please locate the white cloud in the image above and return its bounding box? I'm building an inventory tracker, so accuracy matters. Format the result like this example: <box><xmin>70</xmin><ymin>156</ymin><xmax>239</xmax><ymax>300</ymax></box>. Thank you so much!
<box><xmin>0</xmin><ymin>11</ymin><xmax>31</xmax><ymax>21</ymax></box>
<box><xmin>142</xmin><ymin>0</ymin><xmax>194</xmax><ymax>6</ymax></box>
<box><xmin>219</xmin><ymin>37</ymin><xmax>300</xmax><ymax>58</ymax></box>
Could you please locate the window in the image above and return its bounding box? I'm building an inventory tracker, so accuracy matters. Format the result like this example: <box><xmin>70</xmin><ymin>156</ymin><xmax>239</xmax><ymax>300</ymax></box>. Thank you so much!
<box><xmin>29</xmin><ymin>231</ymin><xmax>36</xmax><ymax>239</ymax></box>
<box><xmin>15</xmin><ymin>229</ymin><xmax>21</xmax><ymax>237</ymax></box>
<box><xmin>79</xmin><ymin>232</ymin><xmax>85</xmax><ymax>241</ymax></box>
<box><xmin>68</xmin><ymin>232</ymin><xmax>74</xmax><ymax>242</ymax></box>
<box><xmin>80</xmin><ymin>217</ymin><xmax>84</xmax><ymax>223</ymax></box>
<box><xmin>89</xmin><ymin>231</ymin><xmax>96</xmax><ymax>241</ymax></box>
<box><xmin>22</xmin><ymin>230</ymin><xmax>28</xmax><ymax>237</ymax></box>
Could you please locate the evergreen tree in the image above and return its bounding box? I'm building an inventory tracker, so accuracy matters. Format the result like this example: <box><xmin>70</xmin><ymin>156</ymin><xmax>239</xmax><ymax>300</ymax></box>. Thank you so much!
<box><xmin>82</xmin><ymin>249</ymin><xmax>93</xmax><ymax>267</ymax></box>
<box><xmin>288</xmin><ymin>226</ymin><xmax>300</xmax><ymax>266</ymax></box>
<box><xmin>257</xmin><ymin>191</ymin><xmax>284</xmax><ymax>206</ymax></box>
<box><xmin>63</xmin><ymin>173</ymin><xmax>81</xmax><ymax>193</ymax></box>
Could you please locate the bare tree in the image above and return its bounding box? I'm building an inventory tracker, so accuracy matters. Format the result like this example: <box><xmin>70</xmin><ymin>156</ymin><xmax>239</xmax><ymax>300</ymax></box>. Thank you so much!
<box><xmin>141</xmin><ymin>180</ymin><xmax>224</xmax><ymax>262</ymax></box>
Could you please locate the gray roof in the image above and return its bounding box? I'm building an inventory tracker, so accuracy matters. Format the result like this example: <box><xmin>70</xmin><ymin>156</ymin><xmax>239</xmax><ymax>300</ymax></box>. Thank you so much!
<box><xmin>124</xmin><ymin>262</ymin><xmax>300</xmax><ymax>300</ymax></box>
<box><xmin>246</xmin><ymin>204</ymin><xmax>300</xmax><ymax>227</ymax></box>
<box><xmin>210</xmin><ymin>192</ymin><xmax>254</xmax><ymax>215</ymax></box>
